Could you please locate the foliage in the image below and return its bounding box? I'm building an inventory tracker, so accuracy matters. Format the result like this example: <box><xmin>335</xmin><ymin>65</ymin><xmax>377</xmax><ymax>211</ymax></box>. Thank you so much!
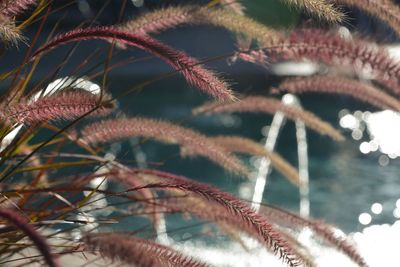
<box><xmin>1</xmin><ymin>0</ymin><xmax>399</xmax><ymax>266</ymax></box>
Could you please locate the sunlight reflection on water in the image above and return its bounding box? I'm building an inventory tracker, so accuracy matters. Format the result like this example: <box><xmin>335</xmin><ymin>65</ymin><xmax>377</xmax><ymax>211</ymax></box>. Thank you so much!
<box><xmin>339</xmin><ymin>109</ymin><xmax>400</xmax><ymax>159</ymax></box>
<box><xmin>171</xmin><ymin>221</ymin><xmax>400</xmax><ymax>267</ymax></box>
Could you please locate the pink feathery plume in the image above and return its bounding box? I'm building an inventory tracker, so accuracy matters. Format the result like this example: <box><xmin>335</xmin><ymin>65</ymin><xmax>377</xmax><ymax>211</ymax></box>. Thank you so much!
<box><xmin>32</xmin><ymin>27</ymin><xmax>235</xmax><ymax>102</ymax></box>
<box><xmin>212</xmin><ymin>136</ymin><xmax>301</xmax><ymax>186</ymax></box>
<box><xmin>0</xmin><ymin>0</ymin><xmax>37</xmax><ymax>44</ymax></box>
<box><xmin>156</xmin><ymin>195</ymin><xmax>316</xmax><ymax>266</ymax></box>
<box><xmin>117</xmin><ymin>5</ymin><xmax>280</xmax><ymax>44</ymax></box>
<box><xmin>83</xmin><ymin>232</ymin><xmax>209</xmax><ymax>267</ymax></box>
<box><xmin>193</xmin><ymin>96</ymin><xmax>344</xmax><ymax>141</ymax></box>
<box><xmin>0</xmin><ymin>208</ymin><xmax>60</xmax><ymax>267</ymax></box>
<box><xmin>1</xmin><ymin>90</ymin><xmax>114</xmax><ymax>125</ymax></box>
<box><xmin>237</xmin><ymin>29</ymin><xmax>400</xmax><ymax>96</ymax></box>
<box><xmin>114</xmin><ymin>168</ymin><xmax>308</xmax><ymax>267</ymax></box>
<box><xmin>260</xmin><ymin>205</ymin><xmax>369</xmax><ymax>267</ymax></box>
<box><xmin>181</xmin><ymin>135</ymin><xmax>301</xmax><ymax>187</ymax></box>
<box><xmin>273</xmin><ymin>76</ymin><xmax>400</xmax><ymax>111</ymax></box>
<box><xmin>0</xmin><ymin>13</ymin><xmax>22</xmax><ymax>43</ymax></box>
<box><xmin>283</xmin><ymin>0</ymin><xmax>344</xmax><ymax>23</ymax></box>
<box><xmin>334</xmin><ymin>0</ymin><xmax>400</xmax><ymax>36</ymax></box>
<box><xmin>0</xmin><ymin>0</ymin><xmax>38</xmax><ymax>17</ymax></box>
<box><xmin>117</xmin><ymin>5</ymin><xmax>196</xmax><ymax>35</ymax></box>
<box><xmin>80</xmin><ymin>117</ymin><xmax>249</xmax><ymax>178</ymax></box>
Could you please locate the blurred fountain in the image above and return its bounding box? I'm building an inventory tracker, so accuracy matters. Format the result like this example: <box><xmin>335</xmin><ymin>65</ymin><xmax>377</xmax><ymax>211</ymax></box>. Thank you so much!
<box><xmin>251</xmin><ymin>94</ymin><xmax>310</xmax><ymax>217</ymax></box>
